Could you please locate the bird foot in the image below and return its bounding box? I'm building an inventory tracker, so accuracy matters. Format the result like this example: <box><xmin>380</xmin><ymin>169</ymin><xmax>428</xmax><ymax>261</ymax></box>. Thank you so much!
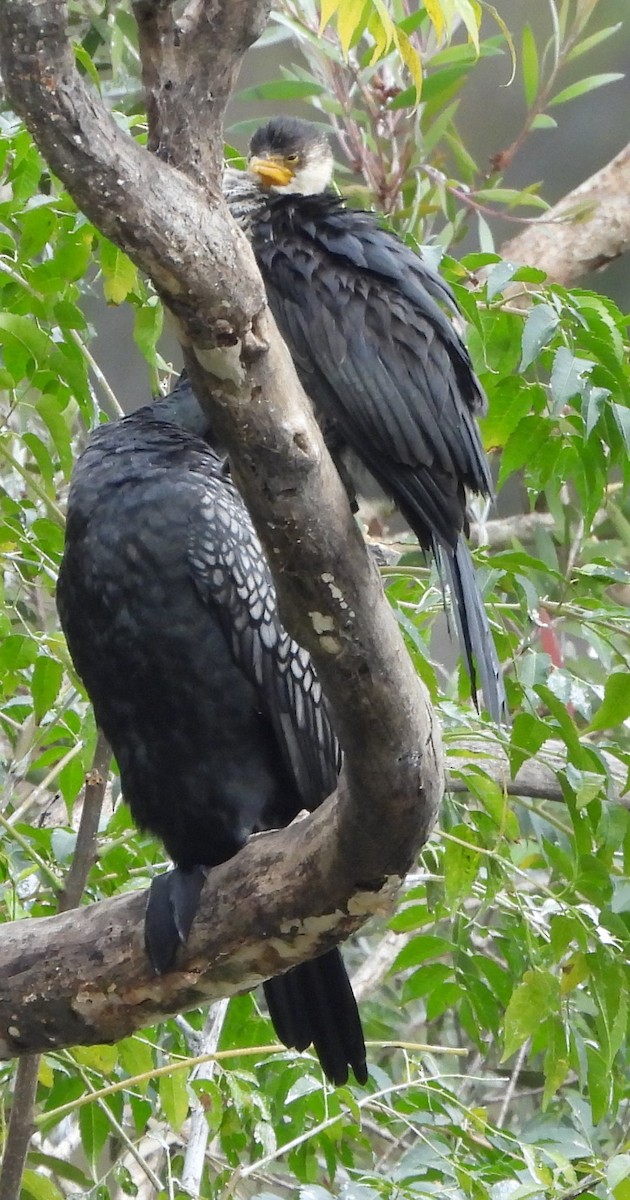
<box><xmin>145</xmin><ymin>865</ymin><xmax>207</xmax><ymax>974</ymax></box>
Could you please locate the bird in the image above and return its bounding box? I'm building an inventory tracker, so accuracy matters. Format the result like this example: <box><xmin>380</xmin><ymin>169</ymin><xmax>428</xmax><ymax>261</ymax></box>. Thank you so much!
<box><xmin>223</xmin><ymin>116</ymin><xmax>507</xmax><ymax>723</ymax></box>
<box><xmin>56</xmin><ymin>375</ymin><xmax>368</xmax><ymax>1087</ymax></box>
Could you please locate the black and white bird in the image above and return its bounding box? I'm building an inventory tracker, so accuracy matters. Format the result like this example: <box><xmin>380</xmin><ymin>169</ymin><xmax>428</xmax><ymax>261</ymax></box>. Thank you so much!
<box><xmin>224</xmin><ymin>116</ymin><xmax>507</xmax><ymax>723</ymax></box>
<box><xmin>56</xmin><ymin>376</ymin><xmax>367</xmax><ymax>1087</ymax></box>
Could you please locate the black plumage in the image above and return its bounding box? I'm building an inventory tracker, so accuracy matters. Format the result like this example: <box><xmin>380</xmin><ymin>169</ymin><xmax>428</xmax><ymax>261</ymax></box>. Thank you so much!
<box><xmin>224</xmin><ymin>117</ymin><xmax>507</xmax><ymax>723</ymax></box>
<box><xmin>56</xmin><ymin>377</ymin><xmax>367</xmax><ymax>1087</ymax></box>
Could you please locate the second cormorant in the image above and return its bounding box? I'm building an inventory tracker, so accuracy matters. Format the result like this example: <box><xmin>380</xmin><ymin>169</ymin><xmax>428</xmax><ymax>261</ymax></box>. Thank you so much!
<box><xmin>224</xmin><ymin>116</ymin><xmax>507</xmax><ymax>723</ymax></box>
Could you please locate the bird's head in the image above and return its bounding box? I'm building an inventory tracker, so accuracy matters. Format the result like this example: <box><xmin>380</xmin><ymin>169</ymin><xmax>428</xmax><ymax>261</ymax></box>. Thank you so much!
<box><xmin>248</xmin><ymin>117</ymin><xmax>334</xmax><ymax>195</ymax></box>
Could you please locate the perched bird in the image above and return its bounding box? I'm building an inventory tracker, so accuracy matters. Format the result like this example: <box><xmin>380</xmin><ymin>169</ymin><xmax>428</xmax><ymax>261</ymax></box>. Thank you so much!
<box><xmin>224</xmin><ymin>116</ymin><xmax>507</xmax><ymax>723</ymax></box>
<box><xmin>56</xmin><ymin>376</ymin><xmax>367</xmax><ymax>1087</ymax></box>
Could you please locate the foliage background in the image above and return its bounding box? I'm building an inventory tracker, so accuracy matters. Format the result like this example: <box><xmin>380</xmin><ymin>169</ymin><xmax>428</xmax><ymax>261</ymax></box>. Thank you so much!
<box><xmin>1</xmin><ymin>1</ymin><xmax>630</xmax><ymax>1198</ymax></box>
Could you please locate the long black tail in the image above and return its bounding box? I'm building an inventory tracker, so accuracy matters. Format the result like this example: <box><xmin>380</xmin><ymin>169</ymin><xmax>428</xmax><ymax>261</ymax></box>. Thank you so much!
<box><xmin>438</xmin><ymin>535</ymin><xmax>508</xmax><ymax>725</ymax></box>
<box><xmin>263</xmin><ymin>948</ymin><xmax>368</xmax><ymax>1086</ymax></box>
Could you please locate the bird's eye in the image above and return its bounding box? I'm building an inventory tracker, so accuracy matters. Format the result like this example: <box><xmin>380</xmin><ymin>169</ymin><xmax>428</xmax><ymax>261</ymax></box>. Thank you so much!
<box><xmin>286</xmin><ymin>153</ymin><xmax>299</xmax><ymax>164</ymax></box>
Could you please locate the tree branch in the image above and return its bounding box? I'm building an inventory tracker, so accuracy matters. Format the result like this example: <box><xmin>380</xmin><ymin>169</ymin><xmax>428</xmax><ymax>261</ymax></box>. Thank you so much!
<box><xmin>447</xmin><ymin>735</ymin><xmax>628</xmax><ymax>806</ymax></box>
<box><xmin>0</xmin><ymin>0</ymin><xmax>442</xmax><ymax>1060</ymax></box>
<box><xmin>500</xmin><ymin>140</ymin><xmax>630</xmax><ymax>284</ymax></box>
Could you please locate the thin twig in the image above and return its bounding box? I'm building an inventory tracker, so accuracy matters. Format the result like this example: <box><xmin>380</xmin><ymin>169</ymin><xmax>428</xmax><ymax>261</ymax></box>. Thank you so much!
<box><xmin>496</xmin><ymin>1039</ymin><xmax>529</xmax><ymax>1129</ymax></box>
<box><xmin>181</xmin><ymin>1000</ymin><xmax>230</xmax><ymax>1196</ymax></box>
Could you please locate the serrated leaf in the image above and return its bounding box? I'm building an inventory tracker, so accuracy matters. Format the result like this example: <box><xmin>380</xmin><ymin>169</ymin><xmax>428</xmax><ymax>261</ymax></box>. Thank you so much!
<box><xmin>611</xmin><ymin>403</ymin><xmax>630</xmax><ymax>456</ymax></box>
<box><xmin>520</xmin><ymin>303</ymin><xmax>560</xmax><ymax>370</ymax></box>
<box><xmin>549</xmin><ymin>345</ymin><xmax>593</xmax><ymax>411</ymax></box>
<box><xmin>100</xmin><ymin>241</ymin><xmax>137</xmax><ymax>304</ymax></box>
<box><xmin>588</xmin><ymin>672</ymin><xmax>630</xmax><ymax>732</ymax></box>
<box><xmin>549</xmin><ymin>72</ymin><xmax>624</xmax><ymax>107</ymax></box>
<box><xmin>159</xmin><ymin>1069</ymin><xmax>189</xmax><ymax>1132</ymax></box>
<box><xmin>74</xmin><ymin>1044</ymin><xmax>118</xmax><ymax>1074</ymax></box>
<box><xmin>586</xmin><ymin>1043</ymin><xmax>611</xmax><ymax>1124</ymax></box>
<box><xmin>444</xmin><ymin>824</ymin><xmax>481</xmax><ymax>906</ymax></box>
<box><xmin>390</xmin><ymin>934</ymin><xmax>454</xmax><ymax>974</ymax></box>
<box><xmin>542</xmin><ymin>1017</ymin><xmax>569</xmax><ymax>1109</ymax></box>
<box><xmin>0</xmin><ymin>312</ymin><xmax>52</xmax><ymax>368</ymax></box>
<box><xmin>485</xmin><ymin>259</ymin><xmax>518</xmax><ymax>300</ymax></box>
<box><xmin>118</xmin><ymin>1036</ymin><xmax>155</xmax><ymax>1092</ymax></box>
<box><xmin>502</xmin><ymin>970</ymin><xmax>560</xmax><ymax>1060</ymax></box>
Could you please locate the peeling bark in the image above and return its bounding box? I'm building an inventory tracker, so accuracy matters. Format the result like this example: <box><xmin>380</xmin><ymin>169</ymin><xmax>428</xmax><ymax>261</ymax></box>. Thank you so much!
<box><xmin>1</xmin><ymin>799</ymin><xmax>404</xmax><ymax>1061</ymax></box>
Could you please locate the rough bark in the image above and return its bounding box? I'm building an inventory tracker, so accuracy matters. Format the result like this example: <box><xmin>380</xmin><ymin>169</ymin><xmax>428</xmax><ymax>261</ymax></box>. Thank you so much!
<box><xmin>0</xmin><ymin>794</ymin><xmax>403</xmax><ymax>1061</ymax></box>
<box><xmin>500</xmin><ymin>140</ymin><xmax>630</xmax><ymax>284</ymax></box>
<box><xmin>0</xmin><ymin>0</ymin><xmax>442</xmax><ymax>1059</ymax></box>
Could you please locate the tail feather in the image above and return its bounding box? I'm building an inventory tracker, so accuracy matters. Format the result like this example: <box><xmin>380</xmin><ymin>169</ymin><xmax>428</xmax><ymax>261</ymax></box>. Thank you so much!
<box><xmin>438</xmin><ymin>535</ymin><xmax>508</xmax><ymax>725</ymax></box>
<box><xmin>263</xmin><ymin>948</ymin><xmax>368</xmax><ymax>1086</ymax></box>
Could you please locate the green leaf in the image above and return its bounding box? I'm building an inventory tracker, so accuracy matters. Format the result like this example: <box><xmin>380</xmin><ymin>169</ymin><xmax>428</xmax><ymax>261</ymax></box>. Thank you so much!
<box><xmin>542</xmin><ymin>1018</ymin><xmax>569</xmax><ymax>1109</ymax></box>
<box><xmin>390</xmin><ymin>934</ymin><xmax>454</xmax><ymax>973</ymax></box>
<box><xmin>502</xmin><ymin>970</ymin><xmax>561</xmax><ymax>1060</ymax></box>
<box><xmin>586</xmin><ymin>1043</ymin><xmax>612</xmax><ymax>1124</ymax></box>
<box><xmin>32</xmin><ymin>655</ymin><xmax>63</xmax><ymax>722</ymax></box>
<box><xmin>444</xmin><ymin>824</ymin><xmax>482</xmax><ymax>906</ymax></box>
<box><xmin>159</xmin><ymin>1069</ymin><xmax>189</xmax><ymax>1132</ymax></box>
<box><xmin>74</xmin><ymin>43</ymin><xmax>102</xmax><ymax>91</ymax></box>
<box><xmin>0</xmin><ymin>312</ymin><xmax>52</xmax><ymax>371</ymax></box>
<box><xmin>607</xmin><ymin>1155</ymin><xmax>630</xmax><ymax>1195</ymax></box>
<box><xmin>237</xmin><ymin>80</ymin><xmax>324</xmax><ymax>102</ymax></box>
<box><xmin>521</xmin><ymin>24</ymin><xmax>538</xmax><ymax>107</ymax></box>
<box><xmin>74</xmin><ymin>1044</ymin><xmax>118</xmax><ymax>1074</ymax></box>
<box><xmin>549</xmin><ymin>345</ymin><xmax>593</xmax><ymax>411</ymax></box>
<box><xmin>531</xmin><ymin>113</ymin><xmax>557</xmax><ymax>130</ymax></box>
<box><xmin>100</xmin><ymin>241</ymin><xmax>137</xmax><ymax>304</ymax></box>
<box><xmin>118</xmin><ymin>1036</ymin><xmax>155</xmax><ymax>1092</ymax></box>
<box><xmin>133</xmin><ymin>299</ymin><xmax>164</xmax><ymax>368</ymax></box>
<box><xmin>565</xmin><ymin>23</ymin><xmax>623</xmax><ymax>64</ymax></box>
<box><xmin>338</xmin><ymin>0</ymin><xmax>368</xmax><ymax>56</ymax></box>
<box><xmin>588</xmin><ymin>672</ymin><xmax>630</xmax><ymax>732</ymax></box>
<box><xmin>549</xmin><ymin>72</ymin><xmax>624</xmax><ymax>107</ymax></box>
<box><xmin>520</xmin><ymin>303</ymin><xmax>560</xmax><ymax>370</ymax></box>
<box><xmin>79</xmin><ymin>1102</ymin><xmax>110</xmax><ymax>1178</ymax></box>
<box><xmin>21</xmin><ymin>1171</ymin><xmax>64</xmax><ymax>1200</ymax></box>
<box><xmin>611</xmin><ymin>403</ymin><xmax>630</xmax><ymax>456</ymax></box>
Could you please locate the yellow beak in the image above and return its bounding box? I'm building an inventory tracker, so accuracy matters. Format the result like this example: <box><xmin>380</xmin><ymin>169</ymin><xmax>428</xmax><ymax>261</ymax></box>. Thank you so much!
<box><xmin>248</xmin><ymin>155</ymin><xmax>294</xmax><ymax>188</ymax></box>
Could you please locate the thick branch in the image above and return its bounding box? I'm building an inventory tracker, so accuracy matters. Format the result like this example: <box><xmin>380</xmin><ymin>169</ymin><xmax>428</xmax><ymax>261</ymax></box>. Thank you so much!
<box><xmin>133</xmin><ymin>0</ymin><xmax>270</xmax><ymax>187</ymax></box>
<box><xmin>500</xmin><ymin>140</ymin><xmax>630</xmax><ymax>284</ymax></box>
<box><xmin>0</xmin><ymin>795</ymin><xmax>403</xmax><ymax>1061</ymax></box>
<box><xmin>0</xmin><ymin>0</ymin><xmax>442</xmax><ymax>1056</ymax></box>
<box><xmin>448</xmin><ymin>735</ymin><xmax>628</xmax><ymax>806</ymax></box>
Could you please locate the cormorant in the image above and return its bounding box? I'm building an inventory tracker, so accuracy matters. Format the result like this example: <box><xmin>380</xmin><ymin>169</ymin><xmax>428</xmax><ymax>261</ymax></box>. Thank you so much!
<box><xmin>56</xmin><ymin>376</ymin><xmax>367</xmax><ymax>1087</ymax></box>
<box><xmin>224</xmin><ymin>116</ymin><xmax>507</xmax><ymax>723</ymax></box>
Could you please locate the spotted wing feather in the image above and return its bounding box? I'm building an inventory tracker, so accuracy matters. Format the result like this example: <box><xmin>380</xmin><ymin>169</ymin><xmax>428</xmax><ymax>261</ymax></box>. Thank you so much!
<box><xmin>191</xmin><ymin>476</ymin><xmax>341</xmax><ymax>810</ymax></box>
